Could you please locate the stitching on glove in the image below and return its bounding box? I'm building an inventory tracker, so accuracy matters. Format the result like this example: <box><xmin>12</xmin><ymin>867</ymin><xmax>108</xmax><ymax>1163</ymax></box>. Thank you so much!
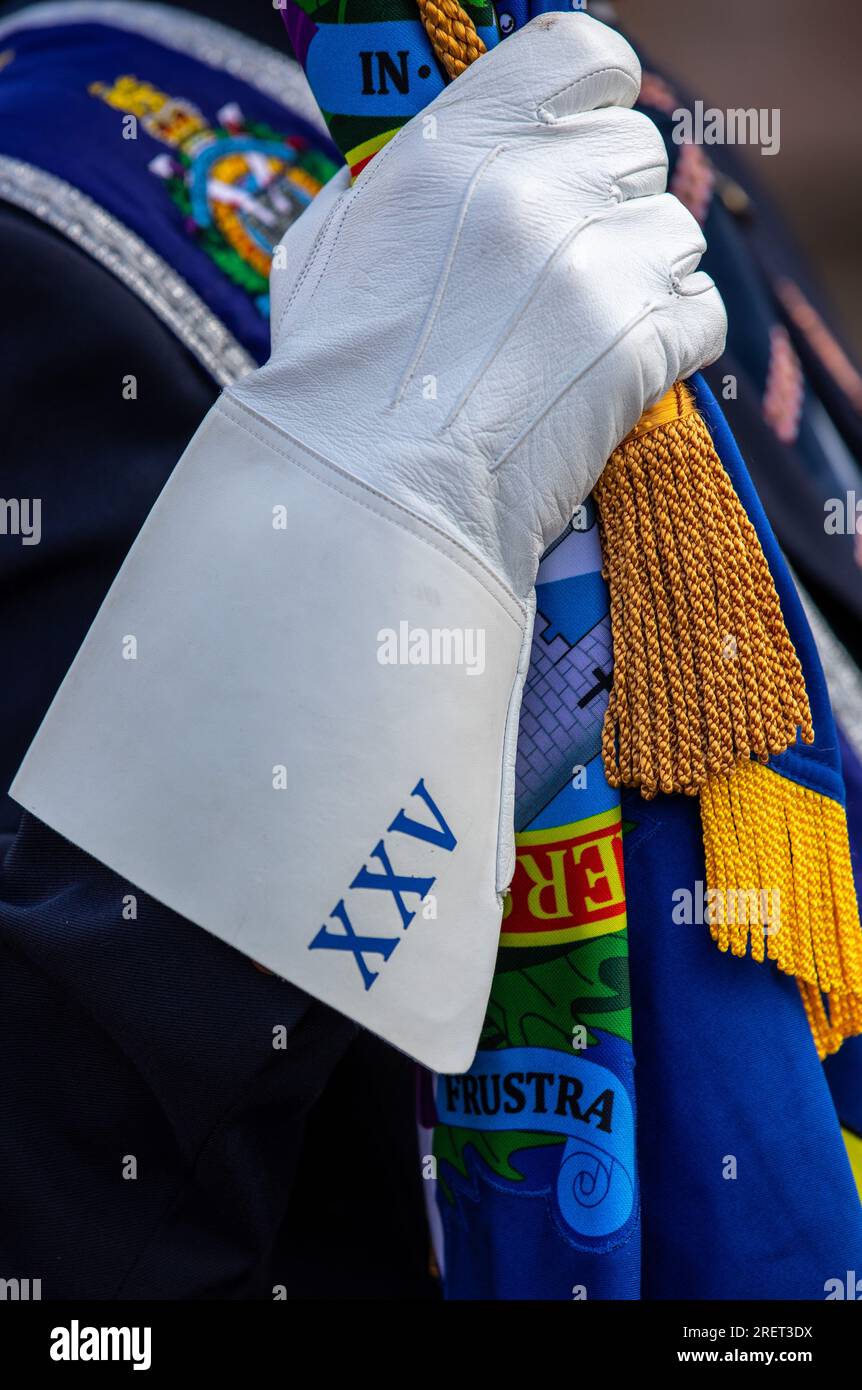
<box><xmin>536</xmin><ymin>65</ymin><xmax>641</xmax><ymax>125</ymax></box>
<box><xmin>441</xmin><ymin>203</ymin><xmax>623</xmax><ymax>434</ymax></box>
<box><xmin>218</xmin><ymin>393</ymin><xmax>528</xmax><ymax>628</ymax></box>
<box><xmin>495</xmin><ymin>593</ymin><xmax>536</xmax><ymax>898</ymax></box>
<box><xmin>274</xmin><ymin>192</ymin><xmax>350</xmax><ymax>339</ymax></box>
<box><xmin>488</xmin><ymin>297</ymin><xmax>666</xmax><ymax>472</ymax></box>
<box><xmin>392</xmin><ymin>142</ymin><xmax>510</xmax><ymax>409</ymax></box>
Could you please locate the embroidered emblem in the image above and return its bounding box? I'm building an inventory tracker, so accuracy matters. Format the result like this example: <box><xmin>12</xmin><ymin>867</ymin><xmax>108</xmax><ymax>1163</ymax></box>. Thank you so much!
<box><xmin>89</xmin><ymin>75</ymin><xmax>338</xmax><ymax>315</ymax></box>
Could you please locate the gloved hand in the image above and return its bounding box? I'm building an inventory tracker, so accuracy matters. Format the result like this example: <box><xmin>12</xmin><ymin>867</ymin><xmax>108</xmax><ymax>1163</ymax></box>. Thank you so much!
<box><xmin>12</xmin><ymin>13</ymin><xmax>725</xmax><ymax>1070</ymax></box>
<box><xmin>244</xmin><ymin>12</ymin><xmax>725</xmax><ymax>600</ymax></box>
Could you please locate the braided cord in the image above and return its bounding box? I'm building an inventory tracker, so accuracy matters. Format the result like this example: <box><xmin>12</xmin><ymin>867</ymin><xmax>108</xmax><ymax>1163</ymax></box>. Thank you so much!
<box><xmin>416</xmin><ymin>0</ymin><xmax>487</xmax><ymax>78</ymax></box>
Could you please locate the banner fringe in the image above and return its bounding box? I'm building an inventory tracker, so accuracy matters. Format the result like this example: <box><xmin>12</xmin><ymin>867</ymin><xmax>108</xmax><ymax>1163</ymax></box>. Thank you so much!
<box><xmin>700</xmin><ymin>759</ymin><xmax>862</xmax><ymax>1057</ymax></box>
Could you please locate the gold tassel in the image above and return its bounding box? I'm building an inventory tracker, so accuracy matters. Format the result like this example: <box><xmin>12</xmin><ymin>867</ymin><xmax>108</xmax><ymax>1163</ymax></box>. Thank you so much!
<box><xmin>593</xmin><ymin>383</ymin><xmax>813</xmax><ymax>797</ymax></box>
<box><xmin>701</xmin><ymin>759</ymin><xmax>862</xmax><ymax>1057</ymax></box>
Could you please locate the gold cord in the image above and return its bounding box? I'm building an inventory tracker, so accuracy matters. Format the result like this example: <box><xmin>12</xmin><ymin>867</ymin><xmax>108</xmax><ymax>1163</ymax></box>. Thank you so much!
<box><xmin>415</xmin><ymin>0</ymin><xmax>487</xmax><ymax>78</ymax></box>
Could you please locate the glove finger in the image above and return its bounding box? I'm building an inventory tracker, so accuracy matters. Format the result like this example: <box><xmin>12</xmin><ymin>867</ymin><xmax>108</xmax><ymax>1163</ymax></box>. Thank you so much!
<box><xmin>604</xmin><ymin>190</ymin><xmax>707</xmax><ymax>264</ymax></box>
<box><xmin>388</xmin><ymin>129</ymin><xmax>668</xmax><ymax>421</ymax></box>
<box><xmin>428</xmin><ymin>12</ymin><xmax>641</xmax><ymax>135</ymax></box>
<box><xmin>658</xmin><ymin>274</ymin><xmax>728</xmax><ymax>385</ymax></box>
<box><xmin>599</xmin><ymin>109</ymin><xmax>669</xmax><ymax>201</ymax></box>
<box><xmin>546</xmin><ymin>106</ymin><xmax>667</xmax><ymax>202</ymax></box>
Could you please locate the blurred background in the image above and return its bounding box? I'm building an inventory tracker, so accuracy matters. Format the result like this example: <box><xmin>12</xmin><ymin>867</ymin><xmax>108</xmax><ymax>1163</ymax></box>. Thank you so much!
<box><xmin>622</xmin><ymin>0</ymin><xmax>862</xmax><ymax>354</ymax></box>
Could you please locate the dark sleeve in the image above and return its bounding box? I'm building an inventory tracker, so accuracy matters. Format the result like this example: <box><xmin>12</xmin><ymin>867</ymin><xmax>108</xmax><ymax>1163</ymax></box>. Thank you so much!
<box><xmin>0</xmin><ymin>204</ymin><xmax>436</xmax><ymax>1300</ymax></box>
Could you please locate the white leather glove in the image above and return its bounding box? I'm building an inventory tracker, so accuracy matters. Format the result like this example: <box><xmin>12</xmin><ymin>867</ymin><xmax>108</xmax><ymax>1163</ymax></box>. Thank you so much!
<box><xmin>12</xmin><ymin>13</ymin><xmax>726</xmax><ymax>1070</ymax></box>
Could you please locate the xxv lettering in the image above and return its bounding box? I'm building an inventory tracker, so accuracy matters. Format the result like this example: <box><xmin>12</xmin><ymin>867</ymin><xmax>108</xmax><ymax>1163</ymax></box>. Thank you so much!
<box><xmin>308</xmin><ymin>778</ymin><xmax>456</xmax><ymax>989</ymax></box>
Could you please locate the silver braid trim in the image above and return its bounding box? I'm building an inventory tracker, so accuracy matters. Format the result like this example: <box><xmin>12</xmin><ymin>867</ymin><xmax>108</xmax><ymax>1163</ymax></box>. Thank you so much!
<box><xmin>0</xmin><ymin>157</ymin><xmax>256</xmax><ymax>386</ymax></box>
